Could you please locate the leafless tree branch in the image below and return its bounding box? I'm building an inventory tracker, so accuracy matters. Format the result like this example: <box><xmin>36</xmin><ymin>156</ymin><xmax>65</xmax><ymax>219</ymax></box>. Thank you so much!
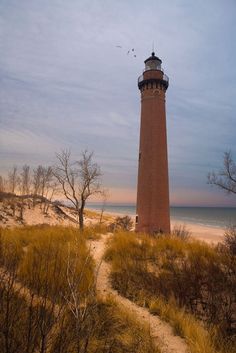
<box><xmin>53</xmin><ymin>149</ymin><xmax>102</xmax><ymax>229</ymax></box>
<box><xmin>208</xmin><ymin>151</ymin><xmax>236</xmax><ymax>195</ymax></box>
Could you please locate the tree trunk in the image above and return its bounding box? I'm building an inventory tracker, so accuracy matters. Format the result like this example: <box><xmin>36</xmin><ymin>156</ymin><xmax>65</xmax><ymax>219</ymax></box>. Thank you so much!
<box><xmin>20</xmin><ymin>200</ymin><xmax>24</xmax><ymax>221</ymax></box>
<box><xmin>79</xmin><ymin>200</ymin><xmax>85</xmax><ymax>230</ymax></box>
<box><xmin>79</xmin><ymin>209</ymin><xmax>84</xmax><ymax>230</ymax></box>
<box><xmin>99</xmin><ymin>210</ymin><xmax>103</xmax><ymax>224</ymax></box>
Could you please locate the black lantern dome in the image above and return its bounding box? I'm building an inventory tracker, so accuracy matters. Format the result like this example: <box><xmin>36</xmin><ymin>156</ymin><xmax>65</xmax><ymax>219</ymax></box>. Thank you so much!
<box><xmin>144</xmin><ymin>52</ymin><xmax>162</xmax><ymax>71</ymax></box>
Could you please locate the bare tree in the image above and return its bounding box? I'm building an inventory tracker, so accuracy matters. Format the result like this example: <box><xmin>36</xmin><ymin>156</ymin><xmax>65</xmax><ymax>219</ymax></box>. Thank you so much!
<box><xmin>20</xmin><ymin>165</ymin><xmax>31</xmax><ymax>195</ymax></box>
<box><xmin>99</xmin><ymin>189</ymin><xmax>109</xmax><ymax>224</ymax></box>
<box><xmin>43</xmin><ymin>170</ymin><xmax>58</xmax><ymax>214</ymax></box>
<box><xmin>32</xmin><ymin>165</ymin><xmax>44</xmax><ymax>197</ymax></box>
<box><xmin>53</xmin><ymin>149</ymin><xmax>102</xmax><ymax>230</ymax></box>
<box><xmin>8</xmin><ymin>166</ymin><xmax>20</xmax><ymax>194</ymax></box>
<box><xmin>208</xmin><ymin>151</ymin><xmax>236</xmax><ymax>195</ymax></box>
<box><xmin>29</xmin><ymin>165</ymin><xmax>56</xmax><ymax>212</ymax></box>
<box><xmin>0</xmin><ymin>175</ymin><xmax>7</xmax><ymax>193</ymax></box>
<box><xmin>40</xmin><ymin>166</ymin><xmax>53</xmax><ymax>199</ymax></box>
<box><xmin>0</xmin><ymin>176</ymin><xmax>3</xmax><ymax>192</ymax></box>
<box><xmin>33</xmin><ymin>166</ymin><xmax>54</xmax><ymax>197</ymax></box>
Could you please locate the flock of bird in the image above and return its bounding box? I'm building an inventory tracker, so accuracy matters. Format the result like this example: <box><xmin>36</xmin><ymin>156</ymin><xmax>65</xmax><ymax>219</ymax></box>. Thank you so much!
<box><xmin>116</xmin><ymin>45</ymin><xmax>137</xmax><ymax>57</ymax></box>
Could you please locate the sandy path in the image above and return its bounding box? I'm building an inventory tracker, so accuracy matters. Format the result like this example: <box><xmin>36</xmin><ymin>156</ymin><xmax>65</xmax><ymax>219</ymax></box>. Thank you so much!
<box><xmin>90</xmin><ymin>233</ymin><xmax>189</xmax><ymax>353</ymax></box>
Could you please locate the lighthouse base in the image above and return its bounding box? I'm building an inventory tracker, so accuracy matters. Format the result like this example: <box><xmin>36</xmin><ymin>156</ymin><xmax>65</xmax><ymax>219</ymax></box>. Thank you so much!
<box><xmin>135</xmin><ymin>218</ymin><xmax>171</xmax><ymax>235</ymax></box>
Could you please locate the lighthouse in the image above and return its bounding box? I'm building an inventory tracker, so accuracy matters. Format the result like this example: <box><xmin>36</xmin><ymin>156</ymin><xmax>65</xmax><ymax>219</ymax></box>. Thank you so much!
<box><xmin>136</xmin><ymin>52</ymin><xmax>170</xmax><ymax>234</ymax></box>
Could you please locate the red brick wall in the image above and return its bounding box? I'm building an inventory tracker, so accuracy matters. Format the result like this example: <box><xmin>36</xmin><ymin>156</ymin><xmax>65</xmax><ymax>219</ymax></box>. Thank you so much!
<box><xmin>136</xmin><ymin>70</ymin><xmax>170</xmax><ymax>234</ymax></box>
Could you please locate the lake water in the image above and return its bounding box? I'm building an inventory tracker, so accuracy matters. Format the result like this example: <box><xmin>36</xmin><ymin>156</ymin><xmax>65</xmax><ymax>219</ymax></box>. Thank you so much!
<box><xmin>87</xmin><ymin>204</ymin><xmax>236</xmax><ymax>229</ymax></box>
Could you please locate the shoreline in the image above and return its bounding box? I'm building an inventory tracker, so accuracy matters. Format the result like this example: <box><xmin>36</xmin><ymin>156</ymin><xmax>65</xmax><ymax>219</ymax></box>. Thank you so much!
<box><xmin>171</xmin><ymin>220</ymin><xmax>224</xmax><ymax>244</ymax></box>
<box><xmin>96</xmin><ymin>209</ymin><xmax>226</xmax><ymax>244</ymax></box>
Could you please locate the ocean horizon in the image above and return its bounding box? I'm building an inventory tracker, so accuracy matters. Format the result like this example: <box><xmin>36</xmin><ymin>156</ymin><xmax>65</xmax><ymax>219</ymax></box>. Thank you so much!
<box><xmin>87</xmin><ymin>204</ymin><xmax>236</xmax><ymax>229</ymax></box>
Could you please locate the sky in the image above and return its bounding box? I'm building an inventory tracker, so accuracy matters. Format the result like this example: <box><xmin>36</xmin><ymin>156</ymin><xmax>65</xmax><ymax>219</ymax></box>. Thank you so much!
<box><xmin>0</xmin><ymin>0</ymin><xmax>236</xmax><ymax>206</ymax></box>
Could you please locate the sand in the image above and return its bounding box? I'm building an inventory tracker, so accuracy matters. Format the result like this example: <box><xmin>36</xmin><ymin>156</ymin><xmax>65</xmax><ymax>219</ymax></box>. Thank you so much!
<box><xmin>102</xmin><ymin>210</ymin><xmax>225</xmax><ymax>244</ymax></box>
<box><xmin>171</xmin><ymin>220</ymin><xmax>225</xmax><ymax>244</ymax></box>
<box><xmin>91</xmin><ymin>207</ymin><xmax>225</xmax><ymax>244</ymax></box>
<box><xmin>1</xmin><ymin>198</ymin><xmax>226</xmax><ymax>245</ymax></box>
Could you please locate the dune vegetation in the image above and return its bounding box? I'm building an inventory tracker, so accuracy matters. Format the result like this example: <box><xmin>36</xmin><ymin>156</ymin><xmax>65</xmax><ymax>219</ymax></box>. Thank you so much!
<box><xmin>0</xmin><ymin>225</ymin><xmax>159</xmax><ymax>353</ymax></box>
<box><xmin>1</xmin><ymin>222</ymin><xmax>235</xmax><ymax>353</ymax></box>
<box><xmin>105</xmin><ymin>231</ymin><xmax>236</xmax><ymax>353</ymax></box>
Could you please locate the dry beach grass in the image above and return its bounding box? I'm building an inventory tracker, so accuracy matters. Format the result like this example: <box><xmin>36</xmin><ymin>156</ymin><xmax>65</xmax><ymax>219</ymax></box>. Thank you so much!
<box><xmin>0</xmin><ymin>199</ymin><xmax>235</xmax><ymax>353</ymax></box>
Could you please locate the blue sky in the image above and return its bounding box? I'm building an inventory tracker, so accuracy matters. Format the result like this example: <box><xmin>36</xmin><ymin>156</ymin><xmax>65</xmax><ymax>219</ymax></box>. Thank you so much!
<box><xmin>0</xmin><ymin>0</ymin><xmax>236</xmax><ymax>206</ymax></box>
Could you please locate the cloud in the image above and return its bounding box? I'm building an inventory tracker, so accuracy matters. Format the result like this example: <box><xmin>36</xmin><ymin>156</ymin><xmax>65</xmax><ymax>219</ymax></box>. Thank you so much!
<box><xmin>0</xmin><ymin>0</ymin><xmax>236</xmax><ymax>205</ymax></box>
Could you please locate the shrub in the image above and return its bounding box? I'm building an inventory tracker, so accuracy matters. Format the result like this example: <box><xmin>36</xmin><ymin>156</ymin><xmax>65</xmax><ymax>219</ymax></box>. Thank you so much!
<box><xmin>17</xmin><ymin>227</ymin><xmax>94</xmax><ymax>303</ymax></box>
<box><xmin>172</xmin><ymin>224</ymin><xmax>191</xmax><ymax>240</ymax></box>
<box><xmin>224</xmin><ymin>225</ymin><xmax>236</xmax><ymax>255</ymax></box>
<box><xmin>0</xmin><ymin>227</ymin><xmax>23</xmax><ymax>271</ymax></box>
<box><xmin>149</xmin><ymin>297</ymin><xmax>216</xmax><ymax>353</ymax></box>
<box><xmin>109</xmin><ymin>215</ymin><xmax>133</xmax><ymax>231</ymax></box>
<box><xmin>51</xmin><ymin>298</ymin><xmax>159</xmax><ymax>353</ymax></box>
<box><xmin>0</xmin><ymin>283</ymin><xmax>53</xmax><ymax>353</ymax></box>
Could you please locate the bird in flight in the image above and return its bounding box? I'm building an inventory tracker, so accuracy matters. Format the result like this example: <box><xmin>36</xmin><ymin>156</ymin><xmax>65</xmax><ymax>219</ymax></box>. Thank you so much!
<box><xmin>115</xmin><ymin>45</ymin><xmax>137</xmax><ymax>58</ymax></box>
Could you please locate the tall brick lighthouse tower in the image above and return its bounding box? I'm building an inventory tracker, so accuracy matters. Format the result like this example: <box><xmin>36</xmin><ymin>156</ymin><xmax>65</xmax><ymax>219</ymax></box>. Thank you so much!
<box><xmin>136</xmin><ymin>52</ymin><xmax>170</xmax><ymax>234</ymax></box>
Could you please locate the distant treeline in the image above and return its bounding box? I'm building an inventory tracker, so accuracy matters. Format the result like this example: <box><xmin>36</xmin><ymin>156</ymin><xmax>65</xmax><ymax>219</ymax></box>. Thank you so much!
<box><xmin>0</xmin><ymin>164</ymin><xmax>55</xmax><ymax>200</ymax></box>
<box><xmin>0</xmin><ymin>150</ymin><xmax>105</xmax><ymax>230</ymax></box>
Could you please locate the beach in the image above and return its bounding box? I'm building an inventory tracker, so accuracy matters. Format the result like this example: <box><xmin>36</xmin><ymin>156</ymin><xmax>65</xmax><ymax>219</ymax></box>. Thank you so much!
<box><xmin>170</xmin><ymin>220</ymin><xmax>225</xmax><ymax>244</ymax></box>
<box><xmin>97</xmin><ymin>208</ymin><xmax>226</xmax><ymax>244</ymax></box>
<box><xmin>0</xmin><ymin>198</ymin><xmax>227</xmax><ymax>244</ymax></box>
<box><xmin>96</xmin><ymin>207</ymin><xmax>227</xmax><ymax>244</ymax></box>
